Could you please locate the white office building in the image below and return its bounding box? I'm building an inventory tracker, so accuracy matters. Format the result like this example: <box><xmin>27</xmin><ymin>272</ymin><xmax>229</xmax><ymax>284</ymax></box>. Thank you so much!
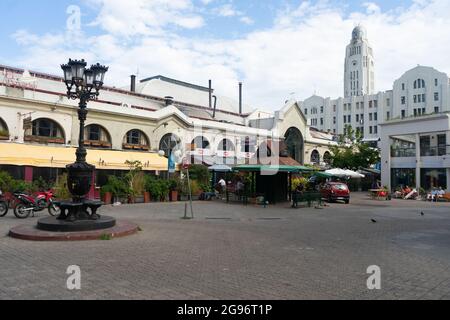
<box><xmin>301</xmin><ymin>26</ymin><xmax>450</xmax><ymax>146</ymax></box>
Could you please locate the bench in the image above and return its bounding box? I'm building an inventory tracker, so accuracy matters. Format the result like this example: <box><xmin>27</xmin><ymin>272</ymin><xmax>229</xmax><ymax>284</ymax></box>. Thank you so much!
<box><xmin>292</xmin><ymin>191</ymin><xmax>322</xmax><ymax>208</ymax></box>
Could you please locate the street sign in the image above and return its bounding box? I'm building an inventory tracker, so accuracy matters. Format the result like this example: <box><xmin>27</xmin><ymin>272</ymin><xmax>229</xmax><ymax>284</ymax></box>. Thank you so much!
<box><xmin>182</xmin><ymin>157</ymin><xmax>190</xmax><ymax>170</ymax></box>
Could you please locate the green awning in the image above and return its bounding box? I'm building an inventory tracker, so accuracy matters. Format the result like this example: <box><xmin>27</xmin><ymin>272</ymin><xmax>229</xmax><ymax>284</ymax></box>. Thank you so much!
<box><xmin>234</xmin><ymin>164</ymin><xmax>313</xmax><ymax>173</ymax></box>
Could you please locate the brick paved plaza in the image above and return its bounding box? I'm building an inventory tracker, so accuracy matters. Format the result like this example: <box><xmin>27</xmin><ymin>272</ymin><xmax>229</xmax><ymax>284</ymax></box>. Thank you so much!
<box><xmin>1</xmin><ymin>193</ymin><xmax>450</xmax><ymax>300</ymax></box>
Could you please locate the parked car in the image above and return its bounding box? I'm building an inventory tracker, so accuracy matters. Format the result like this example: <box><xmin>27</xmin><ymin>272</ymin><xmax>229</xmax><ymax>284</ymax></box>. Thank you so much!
<box><xmin>321</xmin><ymin>182</ymin><xmax>350</xmax><ymax>204</ymax></box>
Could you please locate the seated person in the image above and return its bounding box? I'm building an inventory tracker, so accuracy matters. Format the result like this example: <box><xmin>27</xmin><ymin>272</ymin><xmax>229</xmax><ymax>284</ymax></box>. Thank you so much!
<box><xmin>404</xmin><ymin>187</ymin><xmax>418</xmax><ymax>200</ymax></box>
<box><xmin>427</xmin><ymin>188</ymin><xmax>438</xmax><ymax>201</ymax></box>
<box><xmin>436</xmin><ymin>187</ymin><xmax>446</xmax><ymax>202</ymax></box>
<box><xmin>402</xmin><ymin>186</ymin><xmax>412</xmax><ymax>198</ymax></box>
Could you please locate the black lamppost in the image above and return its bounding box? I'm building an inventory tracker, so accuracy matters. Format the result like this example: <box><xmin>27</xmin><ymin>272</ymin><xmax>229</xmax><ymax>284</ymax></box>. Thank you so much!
<box><xmin>55</xmin><ymin>59</ymin><xmax>109</xmax><ymax>224</ymax></box>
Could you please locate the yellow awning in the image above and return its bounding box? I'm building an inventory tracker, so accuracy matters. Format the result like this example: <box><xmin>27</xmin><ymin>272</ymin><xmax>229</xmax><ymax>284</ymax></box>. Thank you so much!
<box><xmin>0</xmin><ymin>143</ymin><xmax>169</xmax><ymax>171</ymax></box>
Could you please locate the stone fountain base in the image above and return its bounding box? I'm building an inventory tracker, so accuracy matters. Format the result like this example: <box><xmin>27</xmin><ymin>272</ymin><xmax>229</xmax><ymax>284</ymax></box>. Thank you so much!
<box><xmin>9</xmin><ymin>220</ymin><xmax>138</xmax><ymax>242</ymax></box>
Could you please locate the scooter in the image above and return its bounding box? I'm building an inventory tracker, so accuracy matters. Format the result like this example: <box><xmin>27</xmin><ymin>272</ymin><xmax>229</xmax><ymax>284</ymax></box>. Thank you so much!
<box><xmin>0</xmin><ymin>190</ymin><xmax>8</xmax><ymax>217</ymax></box>
<box><xmin>13</xmin><ymin>190</ymin><xmax>60</xmax><ymax>219</ymax></box>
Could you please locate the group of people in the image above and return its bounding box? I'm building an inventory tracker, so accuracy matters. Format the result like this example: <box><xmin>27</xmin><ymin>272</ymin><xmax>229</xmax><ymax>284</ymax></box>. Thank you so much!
<box><xmin>394</xmin><ymin>185</ymin><xmax>447</xmax><ymax>201</ymax></box>
<box><xmin>394</xmin><ymin>185</ymin><xmax>419</xmax><ymax>200</ymax></box>
<box><xmin>426</xmin><ymin>187</ymin><xmax>446</xmax><ymax>202</ymax></box>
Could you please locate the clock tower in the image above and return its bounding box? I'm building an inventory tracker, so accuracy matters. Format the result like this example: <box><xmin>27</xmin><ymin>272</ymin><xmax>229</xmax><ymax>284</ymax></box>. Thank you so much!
<box><xmin>344</xmin><ymin>25</ymin><xmax>375</xmax><ymax>98</ymax></box>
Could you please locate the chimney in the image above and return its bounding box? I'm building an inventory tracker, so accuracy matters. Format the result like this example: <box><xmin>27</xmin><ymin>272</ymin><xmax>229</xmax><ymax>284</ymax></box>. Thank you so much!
<box><xmin>164</xmin><ymin>96</ymin><xmax>174</xmax><ymax>106</ymax></box>
<box><xmin>209</xmin><ymin>80</ymin><xmax>213</xmax><ymax>109</ymax></box>
<box><xmin>130</xmin><ymin>75</ymin><xmax>136</xmax><ymax>92</ymax></box>
<box><xmin>239</xmin><ymin>82</ymin><xmax>243</xmax><ymax>115</ymax></box>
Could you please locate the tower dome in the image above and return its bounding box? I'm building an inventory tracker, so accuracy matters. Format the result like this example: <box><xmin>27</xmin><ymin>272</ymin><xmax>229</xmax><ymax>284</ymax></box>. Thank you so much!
<box><xmin>352</xmin><ymin>25</ymin><xmax>366</xmax><ymax>41</ymax></box>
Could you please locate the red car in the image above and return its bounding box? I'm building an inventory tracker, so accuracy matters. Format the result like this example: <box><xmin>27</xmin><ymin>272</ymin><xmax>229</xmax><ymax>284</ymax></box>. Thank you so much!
<box><xmin>321</xmin><ymin>182</ymin><xmax>350</xmax><ymax>204</ymax></box>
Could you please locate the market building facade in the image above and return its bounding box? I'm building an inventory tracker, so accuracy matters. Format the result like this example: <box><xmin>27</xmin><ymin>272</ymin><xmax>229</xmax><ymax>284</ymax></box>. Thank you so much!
<box><xmin>0</xmin><ymin>64</ymin><xmax>337</xmax><ymax>193</ymax></box>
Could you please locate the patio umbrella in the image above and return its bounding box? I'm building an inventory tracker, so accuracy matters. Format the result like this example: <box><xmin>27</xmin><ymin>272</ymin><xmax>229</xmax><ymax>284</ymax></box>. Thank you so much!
<box><xmin>208</xmin><ymin>164</ymin><xmax>232</xmax><ymax>172</ymax></box>
<box><xmin>325</xmin><ymin>168</ymin><xmax>365</xmax><ymax>179</ymax></box>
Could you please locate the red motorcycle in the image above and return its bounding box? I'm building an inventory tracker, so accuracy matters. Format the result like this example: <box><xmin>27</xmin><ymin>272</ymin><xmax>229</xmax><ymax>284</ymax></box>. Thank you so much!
<box><xmin>0</xmin><ymin>190</ymin><xmax>8</xmax><ymax>217</ymax></box>
<box><xmin>13</xmin><ymin>190</ymin><xmax>61</xmax><ymax>219</ymax></box>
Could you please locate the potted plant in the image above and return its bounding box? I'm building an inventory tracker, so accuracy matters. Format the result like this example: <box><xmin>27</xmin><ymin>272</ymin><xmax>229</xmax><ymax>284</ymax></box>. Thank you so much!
<box><xmin>102</xmin><ymin>176</ymin><xmax>129</xmax><ymax>204</ymax></box>
<box><xmin>100</xmin><ymin>184</ymin><xmax>113</xmax><ymax>204</ymax></box>
<box><xmin>169</xmin><ymin>178</ymin><xmax>179</xmax><ymax>202</ymax></box>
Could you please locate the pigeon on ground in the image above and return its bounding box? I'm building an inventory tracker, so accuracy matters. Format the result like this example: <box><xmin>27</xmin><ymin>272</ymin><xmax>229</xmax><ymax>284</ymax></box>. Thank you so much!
<box><xmin>371</xmin><ymin>219</ymin><xmax>377</xmax><ymax>223</ymax></box>
<box><xmin>421</xmin><ymin>211</ymin><xmax>424</xmax><ymax>216</ymax></box>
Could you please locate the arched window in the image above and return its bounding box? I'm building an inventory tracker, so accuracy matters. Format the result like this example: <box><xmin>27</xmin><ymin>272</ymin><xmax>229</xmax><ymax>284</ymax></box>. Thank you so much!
<box><xmin>415</xmin><ymin>79</ymin><xmax>425</xmax><ymax>89</ymax></box>
<box><xmin>323</xmin><ymin>151</ymin><xmax>332</xmax><ymax>165</ymax></box>
<box><xmin>257</xmin><ymin>141</ymin><xmax>272</xmax><ymax>158</ymax></box>
<box><xmin>159</xmin><ymin>133</ymin><xmax>181</xmax><ymax>157</ymax></box>
<box><xmin>123</xmin><ymin>130</ymin><xmax>149</xmax><ymax>151</ymax></box>
<box><xmin>218</xmin><ymin>139</ymin><xmax>235</xmax><ymax>152</ymax></box>
<box><xmin>84</xmin><ymin>124</ymin><xmax>112</xmax><ymax>148</ymax></box>
<box><xmin>191</xmin><ymin>136</ymin><xmax>210</xmax><ymax>150</ymax></box>
<box><xmin>284</xmin><ymin>127</ymin><xmax>304</xmax><ymax>164</ymax></box>
<box><xmin>241</xmin><ymin>136</ymin><xmax>256</xmax><ymax>153</ymax></box>
<box><xmin>310</xmin><ymin>150</ymin><xmax>320</xmax><ymax>165</ymax></box>
<box><xmin>25</xmin><ymin>118</ymin><xmax>65</xmax><ymax>144</ymax></box>
<box><xmin>0</xmin><ymin>118</ymin><xmax>8</xmax><ymax>139</ymax></box>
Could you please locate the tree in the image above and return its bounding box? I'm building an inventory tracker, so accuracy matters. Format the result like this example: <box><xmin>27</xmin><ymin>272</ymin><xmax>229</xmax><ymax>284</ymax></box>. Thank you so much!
<box><xmin>329</xmin><ymin>125</ymin><xmax>380</xmax><ymax>170</ymax></box>
<box><xmin>125</xmin><ymin>160</ymin><xmax>144</xmax><ymax>197</ymax></box>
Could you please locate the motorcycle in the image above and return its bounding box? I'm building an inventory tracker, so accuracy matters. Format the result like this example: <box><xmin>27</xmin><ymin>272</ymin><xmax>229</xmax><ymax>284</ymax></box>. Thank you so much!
<box><xmin>13</xmin><ymin>190</ymin><xmax>61</xmax><ymax>219</ymax></box>
<box><xmin>0</xmin><ymin>190</ymin><xmax>8</xmax><ymax>217</ymax></box>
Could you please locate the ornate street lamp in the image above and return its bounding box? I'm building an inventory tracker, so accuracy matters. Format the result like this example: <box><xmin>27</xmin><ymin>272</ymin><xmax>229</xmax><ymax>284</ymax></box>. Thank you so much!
<box><xmin>56</xmin><ymin>59</ymin><xmax>110</xmax><ymax>224</ymax></box>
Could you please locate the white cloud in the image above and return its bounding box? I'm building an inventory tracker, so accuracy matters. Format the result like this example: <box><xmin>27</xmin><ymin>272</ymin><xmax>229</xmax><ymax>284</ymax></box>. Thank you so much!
<box><xmin>214</xmin><ymin>4</ymin><xmax>240</xmax><ymax>17</ymax></box>
<box><xmin>10</xmin><ymin>0</ymin><xmax>450</xmax><ymax>111</ymax></box>
<box><xmin>86</xmin><ymin>0</ymin><xmax>204</xmax><ymax>36</ymax></box>
<box><xmin>240</xmin><ymin>16</ymin><xmax>254</xmax><ymax>25</ymax></box>
<box><xmin>363</xmin><ymin>2</ymin><xmax>381</xmax><ymax>15</ymax></box>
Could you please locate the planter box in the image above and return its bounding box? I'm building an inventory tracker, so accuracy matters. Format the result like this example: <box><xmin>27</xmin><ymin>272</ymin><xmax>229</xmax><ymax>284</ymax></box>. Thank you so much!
<box><xmin>24</xmin><ymin>135</ymin><xmax>64</xmax><ymax>144</ymax></box>
<box><xmin>134</xmin><ymin>196</ymin><xmax>145</xmax><ymax>204</ymax></box>
<box><xmin>144</xmin><ymin>192</ymin><xmax>151</xmax><ymax>203</ymax></box>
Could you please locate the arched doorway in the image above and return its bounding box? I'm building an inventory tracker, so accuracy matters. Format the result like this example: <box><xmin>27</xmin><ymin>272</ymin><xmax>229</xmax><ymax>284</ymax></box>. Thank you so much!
<box><xmin>323</xmin><ymin>151</ymin><xmax>332</xmax><ymax>165</ymax></box>
<box><xmin>159</xmin><ymin>133</ymin><xmax>181</xmax><ymax>157</ymax></box>
<box><xmin>310</xmin><ymin>150</ymin><xmax>320</xmax><ymax>165</ymax></box>
<box><xmin>284</xmin><ymin>127</ymin><xmax>304</xmax><ymax>164</ymax></box>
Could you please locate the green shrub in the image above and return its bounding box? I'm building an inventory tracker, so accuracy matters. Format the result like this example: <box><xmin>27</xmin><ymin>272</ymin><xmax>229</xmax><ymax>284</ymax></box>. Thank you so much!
<box><xmin>101</xmin><ymin>175</ymin><xmax>130</xmax><ymax>201</ymax></box>
<box><xmin>144</xmin><ymin>176</ymin><xmax>170</xmax><ymax>201</ymax></box>
<box><xmin>0</xmin><ymin>171</ymin><xmax>15</xmax><ymax>192</ymax></box>
<box><xmin>188</xmin><ymin>165</ymin><xmax>211</xmax><ymax>185</ymax></box>
<box><xmin>291</xmin><ymin>177</ymin><xmax>309</xmax><ymax>192</ymax></box>
<box><xmin>33</xmin><ymin>176</ymin><xmax>53</xmax><ymax>192</ymax></box>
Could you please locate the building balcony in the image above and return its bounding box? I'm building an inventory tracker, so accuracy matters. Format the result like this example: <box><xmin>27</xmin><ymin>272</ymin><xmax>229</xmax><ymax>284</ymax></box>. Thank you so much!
<box><xmin>391</xmin><ymin>147</ymin><xmax>416</xmax><ymax>158</ymax></box>
<box><xmin>420</xmin><ymin>146</ymin><xmax>450</xmax><ymax>157</ymax></box>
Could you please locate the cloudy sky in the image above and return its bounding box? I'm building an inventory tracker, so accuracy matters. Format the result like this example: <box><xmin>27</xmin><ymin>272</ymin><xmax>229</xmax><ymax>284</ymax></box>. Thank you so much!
<box><xmin>1</xmin><ymin>0</ymin><xmax>449</xmax><ymax>110</ymax></box>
